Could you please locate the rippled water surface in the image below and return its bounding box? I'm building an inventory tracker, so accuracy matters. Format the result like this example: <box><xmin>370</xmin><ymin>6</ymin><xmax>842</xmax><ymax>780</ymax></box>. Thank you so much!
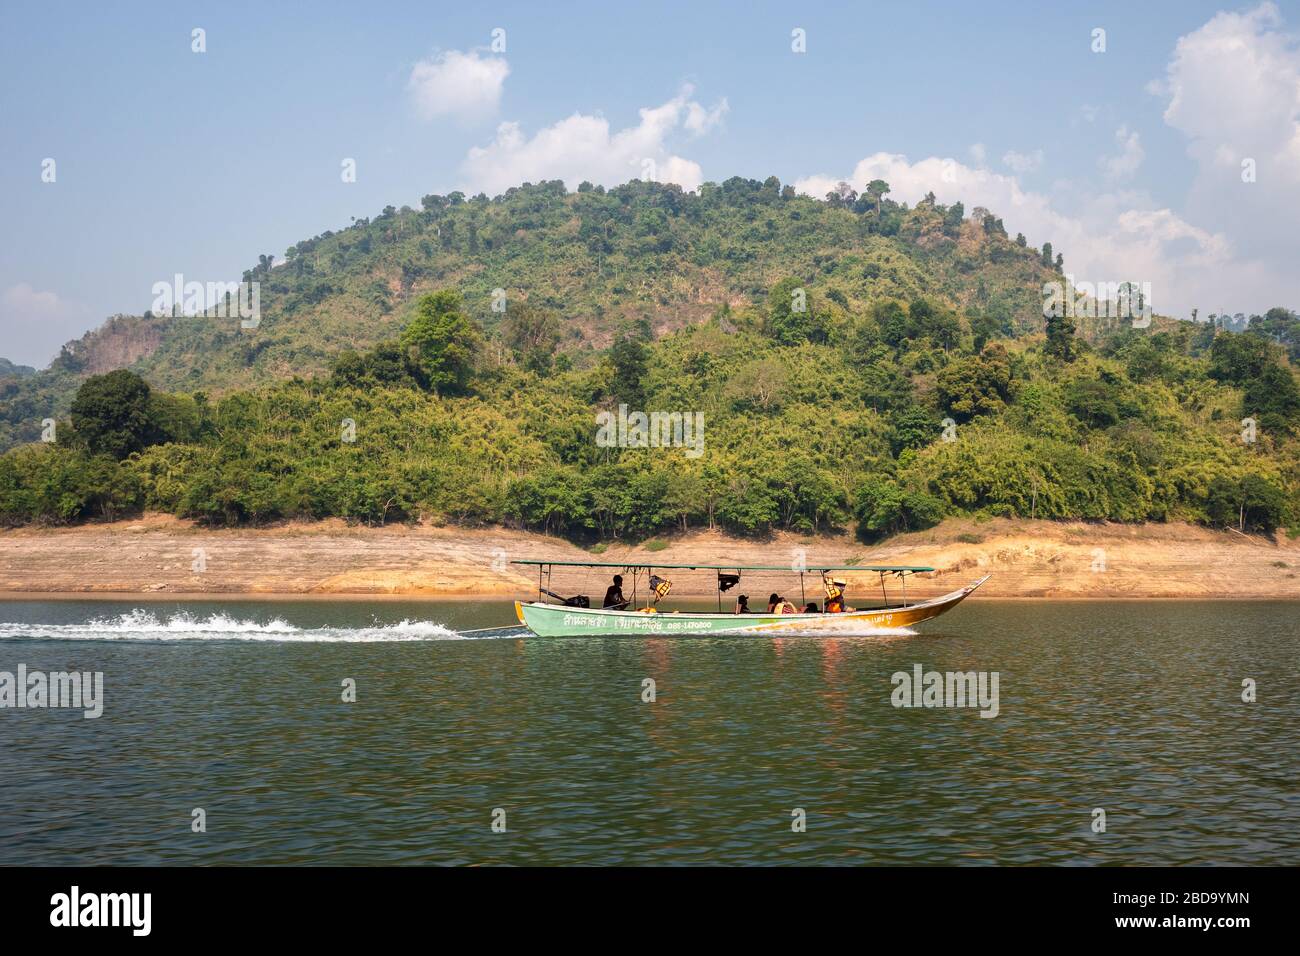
<box><xmin>0</xmin><ymin>598</ymin><xmax>1296</xmax><ymax>865</ymax></box>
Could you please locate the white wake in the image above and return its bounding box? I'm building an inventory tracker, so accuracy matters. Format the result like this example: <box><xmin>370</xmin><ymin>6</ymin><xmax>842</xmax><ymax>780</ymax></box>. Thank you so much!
<box><xmin>0</xmin><ymin>610</ymin><xmax>471</xmax><ymax>643</ymax></box>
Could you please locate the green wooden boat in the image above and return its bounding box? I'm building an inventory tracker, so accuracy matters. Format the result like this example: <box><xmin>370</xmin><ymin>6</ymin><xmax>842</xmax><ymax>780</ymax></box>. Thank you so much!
<box><xmin>511</xmin><ymin>559</ymin><xmax>988</xmax><ymax>637</ymax></box>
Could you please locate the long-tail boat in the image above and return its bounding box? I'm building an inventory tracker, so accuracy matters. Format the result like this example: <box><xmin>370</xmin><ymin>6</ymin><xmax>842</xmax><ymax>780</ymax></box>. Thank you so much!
<box><xmin>511</xmin><ymin>559</ymin><xmax>988</xmax><ymax>637</ymax></box>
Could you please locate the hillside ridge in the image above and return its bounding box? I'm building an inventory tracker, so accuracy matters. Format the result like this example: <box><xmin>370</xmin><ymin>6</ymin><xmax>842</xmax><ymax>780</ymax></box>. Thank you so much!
<box><xmin>2</xmin><ymin>176</ymin><xmax>1064</xmax><ymax>447</ymax></box>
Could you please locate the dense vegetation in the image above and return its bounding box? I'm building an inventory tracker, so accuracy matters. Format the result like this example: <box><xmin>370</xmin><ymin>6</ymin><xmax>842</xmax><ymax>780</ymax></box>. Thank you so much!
<box><xmin>2</xmin><ymin>178</ymin><xmax>1297</xmax><ymax>540</ymax></box>
<box><xmin>1</xmin><ymin>177</ymin><xmax>1064</xmax><ymax>449</ymax></box>
<box><xmin>2</xmin><ymin>295</ymin><xmax>1297</xmax><ymax>541</ymax></box>
<box><xmin>0</xmin><ymin>359</ymin><xmax>36</xmax><ymax>380</ymax></box>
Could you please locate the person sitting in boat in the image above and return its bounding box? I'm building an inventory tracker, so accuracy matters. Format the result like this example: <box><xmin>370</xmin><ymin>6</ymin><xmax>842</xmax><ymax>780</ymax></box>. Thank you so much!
<box><xmin>824</xmin><ymin>578</ymin><xmax>854</xmax><ymax>613</ymax></box>
<box><xmin>603</xmin><ymin>575</ymin><xmax>628</xmax><ymax>610</ymax></box>
<box><xmin>766</xmin><ymin>593</ymin><xmax>781</xmax><ymax>613</ymax></box>
<box><xmin>803</xmin><ymin>602</ymin><xmax>819</xmax><ymax>614</ymax></box>
<box><xmin>734</xmin><ymin>594</ymin><xmax>750</xmax><ymax>614</ymax></box>
<box><xmin>821</xmin><ymin>574</ymin><xmax>852</xmax><ymax>613</ymax></box>
<box><xmin>769</xmin><ymin>595</ymin><xmax>797</xmax><ymax>614</ymax></box>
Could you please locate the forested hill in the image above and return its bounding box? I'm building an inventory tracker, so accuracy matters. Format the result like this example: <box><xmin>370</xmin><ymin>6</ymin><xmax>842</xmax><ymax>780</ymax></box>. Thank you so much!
<box><xmin>0</xmin><ymin>358</ymin><xmax>36</xmax><ymax>380</ymax></box>
<box><xmin>3</xmin><ymin>174</ymin><xmax>1299</xmax><ymax>541</ymax></box>
<box><xmin>2</xmin><ymin>177</ymin><xmax>1064</xmax><ymax>448</ymax></box>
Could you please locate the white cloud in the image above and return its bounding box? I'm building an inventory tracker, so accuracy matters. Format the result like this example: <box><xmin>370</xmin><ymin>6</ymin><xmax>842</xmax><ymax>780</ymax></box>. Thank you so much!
<box><xmin>968</xmin><ymin>143</ymin><xmax>987</xmax><ymax>165</ymax></box>
<box><xmin>0</xmin><ymin>283</ymin><xmax>94</xmax><ymax>368</ymax></box>
<box><xmin>1149</xmin><ymin>1</ymin><xmax>1300</xmax><ymax>307</ymax></box>
<box><xmin>685</xmin><ymin>98</ymin><xmax>729</xmax><ymax>135</ymax></box>
<box><xmin>1100</xmin><ymin>125</ymin><xmax>1144</xmax><ymax>180</ymax></box>
<box><xmin>793</xmin><ymin>153</ymin><xmax>1231</xmax><ymax>318</ymax></box>
<box><xmin>1002</xmin><ymin>149</ymin><xmax>1044</xmax><ymax>174</ymax></box>
<box><xmin>790</xmin><ymin>5</ymin><xmax>1300</xmax><ymax>320</ymax></box>
<box><xmin>407</xmin><ymin>49</ymin><xmax>509</xmax><ymax>121</ymax></box>
<box><xmin>461</xmin><ymin>86</ymin><xmax>726</xmax><ymax>194</ymax></box>
<box><xmin>1154</xmin><ymin>2</ymin><xmax>1300</xmax><ymax>174</ymax></box>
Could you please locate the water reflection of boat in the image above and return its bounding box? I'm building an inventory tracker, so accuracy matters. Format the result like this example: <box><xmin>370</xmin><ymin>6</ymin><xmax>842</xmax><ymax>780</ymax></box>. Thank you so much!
<box><xmin>511</xmin><ymin>559</ymin><xmax>988</xmax><ymax>637</ymax></box>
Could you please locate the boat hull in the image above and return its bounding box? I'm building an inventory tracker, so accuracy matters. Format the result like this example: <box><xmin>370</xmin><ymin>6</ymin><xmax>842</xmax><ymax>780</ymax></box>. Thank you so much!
<box><xmin>515</xmin><ymin>576</ymin><xmax>989</xmax><ymax>637</ymax></box>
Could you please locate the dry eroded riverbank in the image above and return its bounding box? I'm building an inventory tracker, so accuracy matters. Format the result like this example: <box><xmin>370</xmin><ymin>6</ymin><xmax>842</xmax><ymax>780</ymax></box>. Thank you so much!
<box><xmin>2</xmin><ymin>515</ymin><xmax>1298</xmax><ymax>599</ymax></box>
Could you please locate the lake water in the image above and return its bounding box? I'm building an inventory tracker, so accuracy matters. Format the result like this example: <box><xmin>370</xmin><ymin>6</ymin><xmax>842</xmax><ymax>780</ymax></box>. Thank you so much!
<box><xmin>0</xmin><ymin>598</ymin><xmax>1295</xmax><ymax>865</ymax></box>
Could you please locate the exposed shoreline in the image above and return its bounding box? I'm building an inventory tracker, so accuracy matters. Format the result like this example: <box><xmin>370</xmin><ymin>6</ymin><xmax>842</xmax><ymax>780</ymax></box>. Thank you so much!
<box><xmin>1</xmin><ymin>514</ymin><xmax>1298</xmax><ymax>600</ymax></box>
<box><xmin>2</xmin><ymin>592</ymin><xmax>1294</xmax><ymax>603</ymax></box>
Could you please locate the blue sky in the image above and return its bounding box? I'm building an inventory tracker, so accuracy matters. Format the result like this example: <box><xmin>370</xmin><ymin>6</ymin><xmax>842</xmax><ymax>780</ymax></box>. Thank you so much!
<box><xmin>3</xmin><ymin>0</ymin><xmax>1298</xmax><ymax>366</ymax></box>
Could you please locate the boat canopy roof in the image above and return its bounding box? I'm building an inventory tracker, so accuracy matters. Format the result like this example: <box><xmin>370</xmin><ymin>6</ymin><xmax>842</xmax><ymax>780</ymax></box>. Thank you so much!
<box><xmin>510</xmin><ymin>559</ymin><xmax>934</xmax><ymax>573</ymax></box>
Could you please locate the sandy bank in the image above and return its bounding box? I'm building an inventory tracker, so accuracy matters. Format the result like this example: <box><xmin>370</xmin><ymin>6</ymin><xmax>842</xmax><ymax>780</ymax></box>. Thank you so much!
<box><xmin>1</xmin><ymin>515</ymin><xmax>1298</xmax><ymax>600</ymax></box>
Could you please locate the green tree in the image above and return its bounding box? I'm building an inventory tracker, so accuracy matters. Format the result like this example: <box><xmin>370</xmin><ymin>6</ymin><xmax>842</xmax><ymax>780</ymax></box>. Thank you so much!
<box><xmin>854</xmin><ymin>478</ymin><xmax>944</xmax><ymax>540</ymax></box>
<box><xmin>507</xmin><ymin>466</ymin><xmax>584</xmax><ymax>535</ymax></box>
<box><xmin>970</xmin><ymin>311</ymin><xmax>1005</xmax><ymax>352</ymax></box>
<box><xmin>1064</xmin><ymin>378</ymin><xmax>1122</xmax><ymax>429</ymax></box>
<box><xmin>1209</xmin><ymin>330</ymin><xmax>1276</xmax><ymax>384</ymax></box>
<box><xmin>1244</xmin><ymin>361</ymin><xmax>1300</xmax><ymax>432</ymax></box>
<box><xmin>609</xmin><ymin>335</ymin><xmax>650</xmax><ymax>406</ymax></box>
<box><xmin>765</xmin><ymin>277</ymin><xmax>825</xmax><ymax>345</ymax></box>
<box><xmin>943</xmin><ymin>202</ymin><xmax>964</xmax><ymax>234</ymax></box>
<box><xmin>399</xmin><ymin>291</ymin><xmax>481</xmax><ymax>395</ymax></box>
<box><xmin>876</xmin><ymin>300</ymin><xmax>913</xmax><ymax>348</ymax></box>
<box><xmin>70</xmin><ymin>370</ymin><xmax>160</xmax><ymax>459</ymax></box>
<box><xmin>912</xmin><ymin>299</ymin><xmax>961</xmax><ymax>351</ymax></box>
<box><xmin>936</xmin><ymin>344</ymin><xmax>1014</xmax><ymax>421</ymax></box>
<box><xmin>502</xmin><ymin>303</ymin><xmax>562</xmax><ymax>374</ymax></box>
<box><xmin>865</xmin><ymin>179</ymin><xmax>891</xmax><ymax>216</ymax></box>
<box><xmin>1045</xmin><ymin>309</ymin><xmax>1077</xmax><ymax>362</ymax></box>
<box><xmin>859</xmin><ymin>359</ymin><xmax>914</xmax><ymax>412</ymax></box>
<box><xmin>331</xmin><ymin>343</ymin><xmax>419</xmax><ymax>388</ymax></box>
<box><xmin>890</xmin><ymin>406</ymin><xmax>938</xmax><ymax>456</ymax></box>
<box><xmin>1205</xmin><ymin>474</ymin><xmax>1288</xmax><ymax>534</ymax></box>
